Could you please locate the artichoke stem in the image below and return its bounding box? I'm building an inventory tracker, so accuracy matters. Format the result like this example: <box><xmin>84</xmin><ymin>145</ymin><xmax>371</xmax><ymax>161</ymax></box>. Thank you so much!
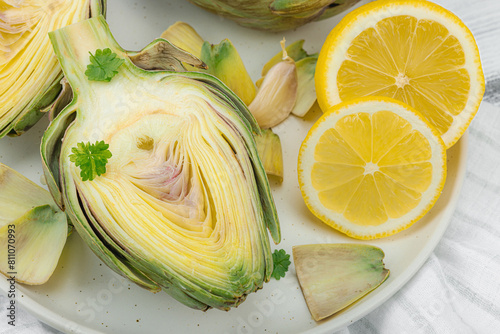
<box><xmin>49</xmin><ymin>16</ymin><xmax>125</xmax><ymax>90</ymax></box>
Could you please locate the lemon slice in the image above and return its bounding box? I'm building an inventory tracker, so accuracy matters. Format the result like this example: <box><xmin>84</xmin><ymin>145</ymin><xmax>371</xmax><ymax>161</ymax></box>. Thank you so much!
<box><xmin>315</xmin><ymin>0</ymin><xmax>484</xmax><ymax>148</ymax></box>
<box><xmin>298</xmin><ymin>97</ymin><xmax>446</xmax><ymax>239</ymax></box>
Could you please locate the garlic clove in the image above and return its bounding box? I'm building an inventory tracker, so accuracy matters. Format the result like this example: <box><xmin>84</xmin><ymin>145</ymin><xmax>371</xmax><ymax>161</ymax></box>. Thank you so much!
<box><xmin>249</xmin><ymin>38</ymin><xmax>298</xmax><ymax>129</ymax></box>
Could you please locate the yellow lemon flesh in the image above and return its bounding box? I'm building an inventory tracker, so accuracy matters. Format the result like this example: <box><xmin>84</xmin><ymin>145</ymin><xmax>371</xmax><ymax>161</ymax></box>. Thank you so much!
<box><xmin>298</xmin><ymin>97</ymin><xmax>446</xmax><ymax>239</ymax></box>
<box><xmin>316</xmin><ymin>0</ymin><xmax>484</xmax><ymax>148</ymax></box>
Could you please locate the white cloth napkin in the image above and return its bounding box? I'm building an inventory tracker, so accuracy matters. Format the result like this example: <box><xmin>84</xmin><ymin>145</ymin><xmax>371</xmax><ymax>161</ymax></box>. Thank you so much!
<box><xmin>2</xmin><ymin>99</ymin><xmax>500</xmax><ymax>333</ymax></box>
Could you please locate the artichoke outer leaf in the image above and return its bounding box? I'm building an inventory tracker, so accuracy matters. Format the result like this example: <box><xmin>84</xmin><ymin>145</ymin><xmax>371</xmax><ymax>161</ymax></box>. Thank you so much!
<box><xmin>48</xmin><ymin>78</ymin><xmax>74</xmax><ymax>122</ymax></box>
<box><xmin>316</xmin><ymin>0</ymin><xmax>360</xmax><ymax>22</ymax></box>
<box><xmin>0</xmin><ymin>163</ymin><xmax>68</xmax><ymax>285</ymax></box>
<box><xmin>160</xmin><ymin>21</ymin><xmax>205</xmax><ymax>59</ymax></box>
<box><xmin>291</xmin><ymin>56</ymin><xmax>318</xmax><ymax>117</ymax></box>
<box><xmin>270</xmin><ymin>0</ymin><xmax>332</xmax><ymax>19</ymax></box>
<box><xmin>128</xmin><ymin>39</ymin><xmax>207</xmax><ymax>72</ymax></box>
<box><xmin>200</xmin><ymin>40</ymin><xmax>256</xmax><ymax>105</ymax></box>
<box><xmin>160</xmin><ymin>23</ymin><xmax>257</xmax><ymax>105</ymax></box>
<box><xmin>41</xmin><ymin>103</ymin><xmax>78</xmax><ymax>209</ymax></box>
<box><xmin>0</xmin><ymin>205</ymin><xmax>67</xmax><ymax>285</ymax></box>
<box><xmin>254</xmin><ymin>129</ymin><xmax>283</xmax><ymax>182</ymax></box>
<box><xmin>293</xmin><ymin>244</ymin><xmax>390</xmax><ymax>321</ymax></box>
<box><xmin>44</xmin><ymin>16</ymin><xmax>280</xmax><ymax>310</ymax></box>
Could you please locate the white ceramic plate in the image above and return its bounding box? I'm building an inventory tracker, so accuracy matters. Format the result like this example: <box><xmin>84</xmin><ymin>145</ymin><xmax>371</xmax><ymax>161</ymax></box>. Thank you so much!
<box><xmin>0</xmin><ymin>0</ymin><xmax>468</xmax><ymax>333</ymax></box>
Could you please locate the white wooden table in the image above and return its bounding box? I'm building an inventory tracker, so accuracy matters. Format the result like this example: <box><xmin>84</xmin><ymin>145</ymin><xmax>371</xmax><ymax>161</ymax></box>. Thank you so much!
<box><xmin>1</xmin><ymin>0</ymin><xmax>499</xmax><ymax>333</ymax></box>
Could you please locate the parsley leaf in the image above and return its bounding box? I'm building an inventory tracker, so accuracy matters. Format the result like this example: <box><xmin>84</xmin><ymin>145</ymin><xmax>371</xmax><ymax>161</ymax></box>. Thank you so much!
<box><xmin>85</xmin><ymin>48</ymin><xmax>124</xmax><ymax>82</ymax></box>
<box><xmin>69</xmin><ymin>141</ymin><xmax>112</xmax><ymax>181</ymax></box>
<box><xmin>271</xmin><ymin>249</ymin><xmax>291</xmax><ymax>280</ymax></box>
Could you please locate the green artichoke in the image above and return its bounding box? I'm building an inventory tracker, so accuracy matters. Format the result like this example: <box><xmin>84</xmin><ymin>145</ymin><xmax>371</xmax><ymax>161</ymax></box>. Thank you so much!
<box><xmin>185</xmin><ymin>0</ymin><xmax>362</xmax><ymax>31</ymax></box>
<box><xmin>0</xmin><ymin>0</ymin><xmax>106</xmax><ymax>138</ymax></box>
<box><xmin>42</xmin><ymin>16</ymin><xmax>280</xmax><ymax>310</ymax></box>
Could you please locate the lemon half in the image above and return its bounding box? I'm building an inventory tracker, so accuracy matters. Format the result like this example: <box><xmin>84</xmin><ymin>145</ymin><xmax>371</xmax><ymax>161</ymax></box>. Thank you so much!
<box><xmin>316</xmin><ymin>0</ymin><xmax>484</xmax><ymax>148</ymax></box>
<box><xmin>298</xmin><ymin>97</ymin><xmax>446</xmax><ymax>239</ymax></box>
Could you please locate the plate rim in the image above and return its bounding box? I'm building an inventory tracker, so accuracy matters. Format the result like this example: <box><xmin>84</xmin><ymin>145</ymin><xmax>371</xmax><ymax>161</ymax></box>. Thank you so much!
<box><xmin>0</xmin><ymin>131</ymin><xmax>469</xmax><ymax>334</ymax></box>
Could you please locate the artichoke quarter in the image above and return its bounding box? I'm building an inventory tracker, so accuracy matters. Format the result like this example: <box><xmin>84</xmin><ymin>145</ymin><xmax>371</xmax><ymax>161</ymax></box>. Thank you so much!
<box><xmin>185</xmin><ymin>0</ymin><xmax>362</xmax><ymax>32</ymax></box>
<box><xmin>42</xmin><ymin>16</ymin><xmax>280</xmax><ymax>311</ymax></box>
<box><xmin>0</xmin><ymin>0</ymin><xmax>105</xmax><ymax>138</ymax></box>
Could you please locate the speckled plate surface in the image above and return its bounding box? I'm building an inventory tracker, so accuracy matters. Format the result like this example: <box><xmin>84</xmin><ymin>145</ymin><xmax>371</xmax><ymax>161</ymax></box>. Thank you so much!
<box><xmin>0</xmin><ymin>0</ymin><xmax>468</xmax><ymax>333</ymax></box>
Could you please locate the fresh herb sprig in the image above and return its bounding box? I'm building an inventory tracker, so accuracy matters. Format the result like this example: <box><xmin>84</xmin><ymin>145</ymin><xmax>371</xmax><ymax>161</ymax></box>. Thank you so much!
<box><xmin>69</xmin><ymin>141</ymin><xmax>112</xmax><ymax>181</ymax></box>
<box><xmin>271</xmin><ymin>249</ymin><xmax>291</xmax><ymax>280</ymax></box>
<box><xmin>85</xmin><ymin>48</ymin><xmax>124</xmax><ymax>82</ymax></box>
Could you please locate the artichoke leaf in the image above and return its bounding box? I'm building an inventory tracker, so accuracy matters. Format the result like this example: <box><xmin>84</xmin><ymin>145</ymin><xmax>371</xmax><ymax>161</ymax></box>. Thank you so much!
<box><xmin>0</xmin><ymin>163</ymin><xmax>68</xmax><ymax>285</ymax></box>
<box><xmin>292</xmin><ymin>56</ymin><xmax>318</xmax><ymax>117</ymax></box>
<box><xmin>160</xmin><ymin>21</ymin><xmax>205</xmax><ymax>59</ymax></box>
<box><xmin>128</xmin><ymin>39</ymin><xmax>207</xmax><ymax>72</ymax></box>
<box><xmin>160</xmin><ymin>22</ymin><xmax>256</xmax><ymax>105</ymax></box>
<box><xmin>254</xmin><ymin>129</ymin><xmax>283</xmax><ymax>182</ymax></box>
<box><xmin>48</xmin><ymin>78</ymin><xmax>73</xmax><ymax>122</ymax></box>
<box><xmin>44</xmin><ymin>16</ymin><xmax>280</xmax><ymax>310</ymax></box>
<box><xmin>201</xmin><ymin>40</ymin><xmax>256</xmax><ymax>105</ymax></box>
<box><xmin>270</xmin><ymin>0</ymin><xmax>334</xmax><ymax>20</ymax></box>
<box><xmin>293</xmin><ymin>244</ymin><xmax>390</xmax><ymax>321</ymax></box>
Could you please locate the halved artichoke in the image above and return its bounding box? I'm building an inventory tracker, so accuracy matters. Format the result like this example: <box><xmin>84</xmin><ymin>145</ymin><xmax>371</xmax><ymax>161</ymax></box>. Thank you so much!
<box><xmin>42</xmin><ymin>16</ymin><xmax>280</xmax><ymax>310</ymax></box>
<box><xmin>185</xmin><ymin>0</ymin><xmax>362</xmax><ymax>32</ymax></box>
<box><xmin>0</xmin><ymin>0</ymin><xmax>105</xmax><ymax>138</ymax></box>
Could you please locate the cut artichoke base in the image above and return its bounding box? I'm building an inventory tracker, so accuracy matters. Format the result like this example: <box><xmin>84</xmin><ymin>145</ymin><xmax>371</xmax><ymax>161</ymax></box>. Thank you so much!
<box><xmin>62</xmin><ymin>77</ymin><xmax>272</xmax><ymax>308</ymax></box>
<box><xmin>43</xmin><ymin>16</ymin><xmax>280</xmax><ymax>311</ymax></box>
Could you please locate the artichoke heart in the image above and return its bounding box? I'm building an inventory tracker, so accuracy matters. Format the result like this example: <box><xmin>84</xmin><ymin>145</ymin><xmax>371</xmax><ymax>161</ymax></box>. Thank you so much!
<box><xmin>0</xmin><ymin>0</ymin><xmax>105</xmax><ymax>138</ymax></box>
<box><xmin>42</xmin><ymin>16</ymin><xmax>280</xmax><ymax>311</ymax></box>
<box><xmin>0</xmin><ymin>163</ymin><xmax>68</xmax><ymax>285</ymax></box>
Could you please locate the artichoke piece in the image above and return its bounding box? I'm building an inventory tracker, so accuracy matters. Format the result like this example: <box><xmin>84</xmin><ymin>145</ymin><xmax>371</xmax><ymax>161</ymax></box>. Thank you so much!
<box><xmin>0</xmin><ymin>0</ymin><xmax>105</xmax><ymax>138</ymax></box>
<box><xmin>293</xmin><ymin>244</ymin><xmax>390</xmax><ymax>321</ymax></box>
<box><xmin>292</xmin><ymin>56</ymin><xmax>318</xmax><ymax>117</ymax></box>
<box><xmin>254</xmin><ymin>129</ymin><xmax>283</xmax><ymax>182</ymax></box>
<box><xmin>201</xmin><ymin>40</ymin><xmax>256</xmax><ymax>105</ymax></box>
<box><xmin>161</xmin><ymin>22</ymin><xmax>256</xmax><ymax>105</ymax></box>
<box><xmin>43</xmin><ymin>16</ymin><xmax>280</xmax><ymax>311</ymax></box>
<box><xmin>160</xmin><ymin>21</ymin><xmax>205</xmax><ymax>58</ymax></box>
<box><xmin>0</xmin><ymin>163</ymin><xmax>68</xmax><ymax>285</ymax></box>
<box><xmin>185</xmin><ymin>0</ymin><xmax>361</xmax><ymax>32</ymax></box>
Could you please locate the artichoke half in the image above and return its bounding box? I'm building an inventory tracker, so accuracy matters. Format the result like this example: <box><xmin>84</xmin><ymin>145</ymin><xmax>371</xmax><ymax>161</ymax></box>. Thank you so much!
<box><xmin>185</xmin><ymin>0</ymin><xmax>362</xmax><ymax>32</ymax></box>
<box><xmin>42</xmin><ymin>16</ymin><xmax>280</xmax><ymax>311</ymax></box>
<box><xmin>0</xmin><ymin>0</ymin><xmax>105</xmax><ymax>138</ymax></box>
